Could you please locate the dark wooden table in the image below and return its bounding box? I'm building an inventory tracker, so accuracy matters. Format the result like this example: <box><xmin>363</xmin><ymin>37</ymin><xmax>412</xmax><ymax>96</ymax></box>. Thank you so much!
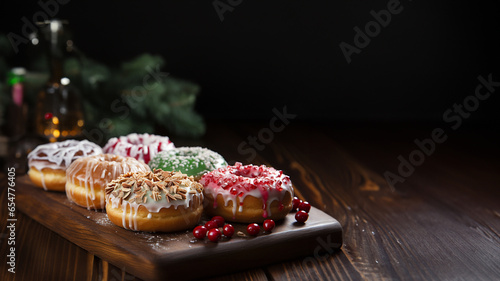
<box><xmin>1</xmin><ymin>121</ymin><xmax>499</xmax><ymax>280</ymax></box>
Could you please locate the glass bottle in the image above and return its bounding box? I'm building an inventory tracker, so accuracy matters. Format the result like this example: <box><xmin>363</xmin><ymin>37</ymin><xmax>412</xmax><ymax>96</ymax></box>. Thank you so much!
<box><xmin>35</xmin><ymin>20</ymin><xmax>85</xmax><ymax>142</ymax></box>
<box><xmin>5</xmin><ymin>68</ymin><xmax>46</xmax><ymax>174</ymax></box>
<box><xmin>6</xmin><ymin>67</ymin><xmax>28</xmax><ymax>140</ymax></box>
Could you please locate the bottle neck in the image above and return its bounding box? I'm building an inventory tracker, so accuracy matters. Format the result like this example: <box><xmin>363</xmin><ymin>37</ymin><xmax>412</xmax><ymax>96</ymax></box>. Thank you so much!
<box><xmin>48</xmin><ymin>54</ymin><xmax>64</xmax><ymax>84</ymax></box>
<box><xmin>46</xmin><ymin>22</ymin><xmax>65</xmax><ymax>84</ymax></box>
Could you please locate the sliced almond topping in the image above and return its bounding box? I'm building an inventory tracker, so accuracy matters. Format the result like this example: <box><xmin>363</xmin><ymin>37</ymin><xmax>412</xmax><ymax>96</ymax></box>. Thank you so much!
<box><xmin>132</xmin><ymin>182</ymin><xmax>139</xmax><ymax>192</ymax></box>
<box><xmin>158</xmin><ymin>185</ymin><xmax>168</xmax><ymax>193</ymax></box>
<box><xmin>105</xmin><ymin>186</ymin><xmax>114</xmax><ymax>195</ymax></box>
<box><xmin>123</xmin><ymin>191</ymin><xmax>131</xmax><ymax>200</ymax></box>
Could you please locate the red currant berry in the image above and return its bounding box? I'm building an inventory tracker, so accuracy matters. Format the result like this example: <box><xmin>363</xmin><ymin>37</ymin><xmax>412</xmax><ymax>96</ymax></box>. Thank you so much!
<box><xmin>44</xmin><ymin>112</ymin><xmax>53</xmax><ymax>120</ymax></box>
<box><xmin>223</xmin><ymin>224</ymin><xmax>235</xmax><ymax>237</ymax></box>
<box><xmin>292</xmin><ymin>197</ymin><xmax>301</xmax><ymax>211</ymax></box>
<box><xmin>298</xmin><ymin>201</ymin><xmax>311</xmax><ymax>213</ymax></box>
<box><xmin>212</xmin><ymin>216</ymin><xmax>225</xmax><ymax>227</ymax></box>
<box><xmin>295</xmin><ymin>210</ymin><xmax>309</xmax><ymax>223</ymax></box>
<box><xmin>247</xmin><ymin>223</ymin><xmax>260</xmax><ymax>236</ymax></box>
<box><xmin>263</xmin><ymin>219</ymin><xmax>275</xmax><ymax>232</ymax></box>
<box><xmin>205</xmin><ymin>220</ymin><xmax>218</xmax><ymax>230</ymax></box>
<box><xmin>193</xmin><ymin>225</ymin><xmax>207</xmax><ymax>239</ymax></box>
<box><xmin>207</xmin><ymin>228</ymin><xmax>221</xmax><ymax>242</ymax></box>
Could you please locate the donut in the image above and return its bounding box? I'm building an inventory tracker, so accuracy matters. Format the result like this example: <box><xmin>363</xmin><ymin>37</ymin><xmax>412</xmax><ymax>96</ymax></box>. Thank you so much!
<box><xmin>27</xmin><ymin>140</ymin><xmax>102</xmax><ymax>191</ymax></box>
<box><xmin>65</xmin><ymin>154</ymin><xmax>151</xmax><ymax>210</ymax></box>
<box><xmin>103</xmin><ymin>133</ymin><xmax>175</xmax><ymax>164</ymax></box>
<box><xmin>105</xmin><ymin>169</ymin><xmax>204</xmax><ymax>232</ymax></box>
<box><xmin>200</xmin><ymin>162</ymin><xmax>294</xmax><ymax>223</ymax></box>
<box><xmin>148</xmin><ymin>147</ymin><xmax>227</xmax><ymax>180</ymax></box>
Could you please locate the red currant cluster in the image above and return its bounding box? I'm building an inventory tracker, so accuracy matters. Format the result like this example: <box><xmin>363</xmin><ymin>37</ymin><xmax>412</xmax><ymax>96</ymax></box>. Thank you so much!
<box><xmin>193</xmin><ymin>217</ymin><xmax>277</xmax><ymax>242</ymax></box>
<box><xmin>246</xmin><ymin>219</ymin><xmax>275</xmax><ymax>236</ymax></box>
<box><xmin>291</xmin><ymin>197</ymin><xmax>310</xmax><ymax>223</ymax></box>
<box><xmin>193</xmin><ymin>198</ymin><xmax>312</xmax><ymax>241</ymax></box>
<box><xmin>193</xmin><ymin>216</ymin><xmax>234</xmax><ymax>242</ymax></box>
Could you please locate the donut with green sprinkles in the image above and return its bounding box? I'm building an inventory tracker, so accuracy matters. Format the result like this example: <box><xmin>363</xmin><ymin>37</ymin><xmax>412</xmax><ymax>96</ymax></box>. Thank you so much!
<box><xmin>148</xmin><ymin>147</ymin><xmax>227</xmax><ymax>180</ymax></box>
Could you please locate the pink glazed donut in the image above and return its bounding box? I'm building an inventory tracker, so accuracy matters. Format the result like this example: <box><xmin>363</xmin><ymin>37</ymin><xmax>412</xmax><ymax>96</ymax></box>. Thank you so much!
<box><xmin>200</xmin><ymin>162</ymin><xmax>294</xmax><ymax>223</ymax></box>
<box><xmin>103</xmin><ymin>133</ymin><xmax>175</xmax><ymax>164</ymax></box>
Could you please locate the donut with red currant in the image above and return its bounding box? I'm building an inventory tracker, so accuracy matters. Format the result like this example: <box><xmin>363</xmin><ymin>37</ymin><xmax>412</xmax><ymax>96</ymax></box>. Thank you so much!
<box><xmin>200</xmin><ymin>162</ymin><xmax>293</xmax><ymax>223</ymax></box>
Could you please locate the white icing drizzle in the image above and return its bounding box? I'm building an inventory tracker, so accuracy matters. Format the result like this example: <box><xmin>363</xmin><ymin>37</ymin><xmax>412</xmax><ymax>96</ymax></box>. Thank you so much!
<box><xmin>66</xmin><ymin>154</ymin><xmax>150</xmax><ymax>210</ymax></box>
<box><xmin>106</xmin><ymin>171</ymin><xmax>203</xmax><ymax>231</ymax></box>
<box><xmin>28</xmin><ymin>140</ymin><xmax>102</xmax><ymax>190</ymax></box>
<box><xmin>103</xmin><ymin>133</ymin><xmax>175</xmax><ymax>164</ymax></box>
<box><xmin>200</xmin><ymin>163</ymin><xmax>293</xmax><ymax>218</ymax></box>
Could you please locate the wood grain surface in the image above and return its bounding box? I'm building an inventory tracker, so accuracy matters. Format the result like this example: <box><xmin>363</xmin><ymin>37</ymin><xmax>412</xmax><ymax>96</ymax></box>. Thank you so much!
<box><xmin>1</xmin><ymin>121</ymin><xmax>499</xmax><ymax>281</ymax></box>
<box><xmin>8</xmin><ymin>175</ymin><xmax>342</xmax><ymax>281</ymax></box>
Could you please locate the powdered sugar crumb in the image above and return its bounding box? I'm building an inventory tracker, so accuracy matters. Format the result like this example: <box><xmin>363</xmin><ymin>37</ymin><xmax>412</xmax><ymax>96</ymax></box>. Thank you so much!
<box><xmin>95</xmin><ymin>217</ymin><xmax>114</xmax><ymax>226</ymax></box>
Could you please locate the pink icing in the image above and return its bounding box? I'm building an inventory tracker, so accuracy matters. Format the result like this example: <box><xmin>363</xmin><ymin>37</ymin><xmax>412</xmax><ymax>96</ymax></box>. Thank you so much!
<box><xmin>103</xmin><ymin>133</ymin><xmax>174</xmax><ymax>164</ymax></box>
<box><xmin>200</xmin><ymin>162</ymin><xmax>293</xmax><ymax>218</ymax></box>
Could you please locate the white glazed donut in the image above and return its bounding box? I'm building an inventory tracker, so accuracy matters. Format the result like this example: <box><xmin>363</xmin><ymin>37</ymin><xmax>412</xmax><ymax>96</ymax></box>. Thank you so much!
<box><xmin>103</xmin><ymin>133</ymin><xmax>175</xmax><ymax>164</ymax></box>
<box><xmin>27</xmin><ymin>140</ymin><xmax>103</xmax><ymax>191</ymax></box>
<box><xmin>200</xmin><ymin>162</ymin><xmax>294</xmax><ymax>223</ymax></box>
<box><xmin>65</xmin><ymin>154</ymin><xmax>151</xmax><ymax>210</ymax></box>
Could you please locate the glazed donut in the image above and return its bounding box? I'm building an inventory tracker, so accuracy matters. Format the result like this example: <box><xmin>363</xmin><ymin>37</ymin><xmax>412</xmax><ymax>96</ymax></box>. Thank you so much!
<box><xmin>27</xmin><ymin>140</ymin><xmax>102</xmax><ymax>191</ymax></box>
<box><xmin>65</xmin><ymin>154</ymin><xmax>150</xmax><ymax>210</ymax></box>
<box><xmin>148</xmin><ymin>147</ymin><xmax>227</xmax><ymax>180</ymax></box>
<box><xmin>105</xmin><ymin>169</ymin><xmax>204</xmax><ymax>232</ymax></box>
<box><xmin>200</xmin><ymin>162</ymin><xmax>294</xmax><ymax>223</ymax></box>
<box><xmin>103</xmin><ymin>133</ymin><xmax>175</xmax><ymax>164</ymax></box>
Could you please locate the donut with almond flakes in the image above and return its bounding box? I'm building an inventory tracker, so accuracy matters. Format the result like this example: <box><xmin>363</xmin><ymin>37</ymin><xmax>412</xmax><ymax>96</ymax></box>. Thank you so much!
<box><xmin>105</xmin><ymin>169</ymin><xmax>204</xmax><ymax>232</ymax></box>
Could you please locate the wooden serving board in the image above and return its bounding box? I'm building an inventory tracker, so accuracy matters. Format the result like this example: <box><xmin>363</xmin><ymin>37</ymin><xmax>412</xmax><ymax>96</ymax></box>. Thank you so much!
<box><xmin>16</xmin><ymin>175</ymin><xmax>343</xmax><ymax>281</ymax></box>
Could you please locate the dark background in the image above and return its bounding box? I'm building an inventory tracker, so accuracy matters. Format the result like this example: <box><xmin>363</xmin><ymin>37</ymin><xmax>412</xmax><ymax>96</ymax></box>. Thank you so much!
<box><xmin>1</xmin><ymin>0</ymin><xmax>499</xmax><ymax>127</ymax></box>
